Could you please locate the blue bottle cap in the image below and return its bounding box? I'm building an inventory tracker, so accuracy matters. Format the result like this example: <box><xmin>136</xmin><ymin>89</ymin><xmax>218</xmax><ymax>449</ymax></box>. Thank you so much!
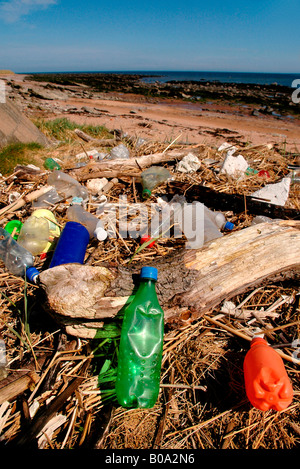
<box><xmin>140</xmin><ymin>266</ymin><xmax>158</xmax><ymax>281</ymax></box>
<box><xmin>224</xmin><ymin>221</ymin><xmax>234</xmax><ymax>230</ymax></box>
<box><xmin>26</xmin><ymin>266</ymin><xmax>40</xmax><ymax>283</ymax></box>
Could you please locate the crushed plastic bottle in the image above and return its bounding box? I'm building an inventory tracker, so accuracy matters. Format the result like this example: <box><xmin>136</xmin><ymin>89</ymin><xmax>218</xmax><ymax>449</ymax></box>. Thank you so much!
<box><xmin>0</xmin><ymin>227</ymin><xmax>39</xmax><ymax>282</ymax></box>
<box><xmin>141</xmin><ymin>166</ymin><xmax>171</xmax><ymax>198</ymax></box>
<box><xmin>243</xmin><ymin>337</ymin><xmax>293</xmax><ymax>411</ymax></box>
<box><xmin>107</xmin><ymin>143</ymin><xmax>130</xmax><ymax>160</ymax></box>
<box><xmin>66</xmin><ymin>198</ymin><xmax>107</xmax><ymax>240</ymax></box>
<box><xmin>17</xmin><ymin>215</ymin><xmax>51</xmax><ymax>256</ymax></box>
<box><xmin>48</xmin><ymin>170</ymin><xmax>89</xmax><ymax>202</ymax></box>
<box><xmin>31</xmin><ymin>209</ymin><xmax>61</xmax><ymax>256</ymax></box>
<box><xmin>32</xmin><ymin>187</ymin><xmax>63</xmax><ymax>209</ymax></box>
<box><xmin>115</xmin><ymin>266</ymin><xmax>164</xmax><ymax>408</ymax></box>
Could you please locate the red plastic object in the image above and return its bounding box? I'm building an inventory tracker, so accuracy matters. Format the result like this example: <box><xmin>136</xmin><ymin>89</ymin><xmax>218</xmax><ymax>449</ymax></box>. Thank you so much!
<box><xmin>258</xmin><ymin>170</ymin><xmax>270</xmax><ymax>178</ymax></box>
<box><xmin>140</xmin><ymin>235</ymin><xmax>156</xmax><ymax>248</ymax></box>
<box><xmin>243</xmin><ymin>337</ymin><xmax>293</xmax><ymax>411</ymax></box>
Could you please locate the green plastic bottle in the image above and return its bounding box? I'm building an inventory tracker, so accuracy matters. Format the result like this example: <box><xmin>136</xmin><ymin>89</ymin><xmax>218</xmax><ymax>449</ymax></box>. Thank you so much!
<box><xmin>115</xmin><ymin>266</ymin><xmax>164</xmax><ymax>408</ymax></box>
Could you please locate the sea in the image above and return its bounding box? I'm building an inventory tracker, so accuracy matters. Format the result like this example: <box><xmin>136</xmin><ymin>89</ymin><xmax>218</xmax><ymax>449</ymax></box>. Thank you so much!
<box><xmin>127</xmin><ymin>71</ymin><xmax>299</xmax><ymax>88</ymax></box>
<box><xmin>44</xmin><ymin>70</ymin><xmax>300</xmax><ymax>88</ymax></box>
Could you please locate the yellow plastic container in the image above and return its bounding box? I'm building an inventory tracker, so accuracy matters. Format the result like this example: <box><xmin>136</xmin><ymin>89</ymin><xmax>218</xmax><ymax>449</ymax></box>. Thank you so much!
<box><xmin>31</xmin><ymin>209</ymin><xmax>61</xmax><ymax>255</ymax></box>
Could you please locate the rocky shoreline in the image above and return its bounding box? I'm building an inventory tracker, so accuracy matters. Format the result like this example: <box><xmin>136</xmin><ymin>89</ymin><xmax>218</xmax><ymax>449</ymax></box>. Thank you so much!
<box><xmin>2</xmin><ymin>72</ymin><xmax>300</xmax><ymax>150</ymax></box>
<box><xmin>27</xmin><ymin>72</ymin><xmax>299</xmax><ymax>117</ymax></box>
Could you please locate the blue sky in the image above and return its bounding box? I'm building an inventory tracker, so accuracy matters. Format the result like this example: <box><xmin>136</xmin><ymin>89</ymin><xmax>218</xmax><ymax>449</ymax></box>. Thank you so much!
<box><xmin>0</xmin><ymin>0</ymin><xmax>299</xmax><ymax>73</ymax></box>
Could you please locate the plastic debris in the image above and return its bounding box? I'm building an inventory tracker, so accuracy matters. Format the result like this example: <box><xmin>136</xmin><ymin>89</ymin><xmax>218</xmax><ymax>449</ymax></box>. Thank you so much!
<box><xmin>86</xmin><ymin>178</ymin><xmax>109</xmax><ymax>195</ymax></box>
<box><xmin>107</xmin><ymin>143</ymin><xmax>130</xmax><ymax>160</ymax></box>
<box><xmin>220</xmin><ymin>151</ymin><xmax>249</xmax><ymax>177</ymax></box>
<box><xmin>251</xmin><ymin>177</ymin><xmax>291</xmax><ymax>206</ymax></box>
<box><xmin>176</xmin><ymin>152</ymin><xmax>201</xmax><ymax>173</ymax></box>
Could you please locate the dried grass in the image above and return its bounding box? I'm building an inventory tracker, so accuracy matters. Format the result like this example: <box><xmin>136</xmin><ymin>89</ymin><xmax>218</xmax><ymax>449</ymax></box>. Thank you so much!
<box><xmin>0</xmin><ymin>135</ymin><xmax>299</xmax><ymax>449</ymax></box>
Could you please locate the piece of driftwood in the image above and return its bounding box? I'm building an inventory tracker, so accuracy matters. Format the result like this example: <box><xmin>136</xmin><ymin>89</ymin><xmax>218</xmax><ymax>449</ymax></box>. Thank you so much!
<box><xmin>70</xmin><ymin>148</ymin><xmax>190</xmax><ymax>182</ymax></box>
<box><xmin>38</xmin><ymin>220</ymin><xmax>300</xmax><ymax>339</ymax></box>
<box><xmin>0</xmin><ymin>371</ymin><xmax>40</xmax><ymax>405</ymax></box>
<box><xmin>74</xmin><ymin>128</ymin><xmax>119</xmax><ymax>146</ymax></box>
<box><xmin>168</xmin><ymin>181</ymin><xmax>300</xmax><ymax>220</ymax></box>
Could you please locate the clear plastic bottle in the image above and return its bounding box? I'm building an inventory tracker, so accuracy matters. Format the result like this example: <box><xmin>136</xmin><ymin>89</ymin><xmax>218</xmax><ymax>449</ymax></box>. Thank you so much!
<box><xmin>17</xmin><ymin>216</ymin><xmax>50</xmax><ymax>256</ymax></box>
<box><xmin>0</xmin><ymin>228</ymin><xmax>39</xmax><ymax>282</ymax></box>
<box><xmin>48</xmin><ymin>170</ymin><xmax>89</xmax><ymax>202</ymax></box>
<box><xmin>115</xmin><ymin>267</ymin><xmax>164</xmax><ymax>408</ymax></box>
<box><xmin>140</xmin><ymin>201</ymin><xmax>184</xmax><ymax>247</ymax></box>
<box><xmin>66</xmin><ymin>198</ymin><xmax>107</xmax><ymax>240</ymax></box>
<box><xmin>204</xmin><ymin>207</ymin><xmax>234</xmax><ymax>231</ymax></box>
<box><xmin>251</xmin><ymin>215</ymin><xmax>282</xmax><ymax>225</ymax></box>
<box><xmin>243</xmin><ymin>337</ymin><xmax>293</xmax><ymax>411</ymax></box>
<box><xmin>141</xmin><ymin>166</ymin><xmax>171</xmax><ymax>198</ymax></box>
<box><xmin>32</xmin><ymin>187</ymin><xmax>63</xmax><ymax>209</ymax></box>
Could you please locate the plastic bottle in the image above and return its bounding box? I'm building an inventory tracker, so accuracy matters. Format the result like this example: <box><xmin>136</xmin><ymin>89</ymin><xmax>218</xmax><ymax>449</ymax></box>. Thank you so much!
<box><xmin>107</xmin><ymin>143</ymin><xmax>130</xmax><ymax>160</ymax></box>
<box><xmin>115</xmin><ymin>266</ymin><xmax>164</xmax><ymax>408</ymax></box>
<box><xmin>140</xmin><ymin>202</ymin><xmax>183</xmax><ymax>247</ymax></box>
<box><xmin>0</xmin><ymin>227</ymin><xmax>39</xmax><ymax>282</ymax></box>
<box><xmin>251</xmin><ymin>215</ymin><xmax>282</xmax><ymax>225</ymax></box>
<box><xmin>66</xmin><ymin>198</ymin><xmax>107</xmax><ymax>241</ymax></box>
<box><xmin>49</xmin><ymin>221</ymin><xmax>90</xmax><ymax>268</ymax></box>
<box><xmin>32</xmin><ymin>187</ymin><xmax>63</xmax><ymax>209</ymax></box>
<box><xmin>31</xmin><ymin>209</ymin><xmax>61</xmax><ymax>256</ymax></box>
<box><xmin>141</xmin><ymin>166</ymin><xmax>171</xmax><ymax>198</ymax></box>
<box><xmin>243</xmin><ymin>337</ymin><xmax>293</xmax><ymax>411</ymax></box>
<box><xmin>47</xmin><ymin>170</ymin><xmax>89</xmax><ymax>202</ymax></box>
<box><xmin>204</xmin><ymin>207</ymin><xmax>234</xmax><ymax>231</ymax></box>
<box><xmin>44</xmin><ymin>158</ymin><xmax>61</xmax><ymax>170</ymax></box>
<box><xmin>17</xmin><ymin>216</ymin><xmax>51</xmax><ymax>256</ymax></box>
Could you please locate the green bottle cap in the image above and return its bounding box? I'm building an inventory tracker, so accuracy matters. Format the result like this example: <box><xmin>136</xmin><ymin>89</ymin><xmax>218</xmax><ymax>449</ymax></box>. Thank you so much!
<box><xmin>4</xmin><ymin>220</ymin><xmax>23</xmax><ymax>240</ymax></box>
<box><xmin>142</xmin><ymin>188</ymin><xmax>152</xmax><ymax>198</ymax></box>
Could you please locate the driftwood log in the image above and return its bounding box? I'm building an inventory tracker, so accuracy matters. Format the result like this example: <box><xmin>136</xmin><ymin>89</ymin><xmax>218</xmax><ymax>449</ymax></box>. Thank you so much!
<box><xmin>69</xmin><ymin>148</ymin><xmax>191</xmax><ymax>182</ymax></box>
<box><xmin>39</xmin><ymin>220</ymin><xmax>300</xmax><ymax>339</ymax></box>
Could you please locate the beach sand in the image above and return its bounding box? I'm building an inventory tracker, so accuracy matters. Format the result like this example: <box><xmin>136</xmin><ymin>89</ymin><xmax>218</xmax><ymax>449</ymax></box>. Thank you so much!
<box><xmin>4</xmin><ymin>73</ymin><xmax>300</xmax><ymax>152</ymax></box>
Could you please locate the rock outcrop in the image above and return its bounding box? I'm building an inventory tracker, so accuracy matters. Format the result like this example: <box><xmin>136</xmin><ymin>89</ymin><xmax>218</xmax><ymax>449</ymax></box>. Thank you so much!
<box><xmin>0</xmin><ymin>98</ymin><xmax>50</xmax><ymax>148</ymax></box>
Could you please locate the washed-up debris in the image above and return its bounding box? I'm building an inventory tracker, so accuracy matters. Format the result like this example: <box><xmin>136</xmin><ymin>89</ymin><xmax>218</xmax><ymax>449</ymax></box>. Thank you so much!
<box><xmin>220</xmin><ymin>151</ymin><xmax>249</xmax><ymax>177</ymax></box>
<box><xmin>251</xmin><ymin>177</ymin><xmax>291</xmax><ymax>206</ymax></box>
<box><xmin>86</xmin><ymin>177</ymin><xmax>108</xmax><ymax>195</ymax></box>
<box><xmin>0</xmin><ymin>135</ymin><xmax>299</xmax><ymax>449</ymax></box>
<box><xmin>176</xmin><ymin>152</ymin><xmax>201</xmax><ymax>173</ymax></box>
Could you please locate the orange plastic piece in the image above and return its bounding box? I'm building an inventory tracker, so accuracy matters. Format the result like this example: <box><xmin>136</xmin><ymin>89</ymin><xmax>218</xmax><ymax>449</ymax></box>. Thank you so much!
<box><xmin>140</xmin><ymin>235</ymin><xmax>156</xmax><ymax>248</ymax></box>
<box><xmin>243</xmin><ymin>337</ymin><xmax>293</xmax><ymax>411</ymax></box>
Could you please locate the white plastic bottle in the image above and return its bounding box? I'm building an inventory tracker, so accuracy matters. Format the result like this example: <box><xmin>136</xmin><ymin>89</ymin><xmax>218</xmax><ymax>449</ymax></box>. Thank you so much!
<box><xmin>0</xmin><ymin>228</ymin><xmax>39</xmax><ymax>282</ymax></box>
<box><xmin>48</xmin><ymin>170</ymin><xmax>89</xmax><ymax>202</ymax></box>
<box><xmin>66</xmin><ymin>198</ymin><xmax>107</xmax><ymax>240</ymax></box>
<box><xmin>204</xmin><ymin>206</ymin><xmax>234</xmax><ymax>231</ymax></box>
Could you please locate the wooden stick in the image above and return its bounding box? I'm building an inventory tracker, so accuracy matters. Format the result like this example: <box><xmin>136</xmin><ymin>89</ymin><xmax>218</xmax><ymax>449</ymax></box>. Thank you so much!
<box><xmin>0</xmin><ymin>185</ymin><xmax>53</xmax><ymax>218</ymax></box>
<box><xmin>0</xmin><ymin>371</ymin><xmax>40</xmax><ymax>405</ymax></box>
<box><xmin>204</xmin><ymin>315</ymin><xmax>300</xmax><ymax>365</ymax></box>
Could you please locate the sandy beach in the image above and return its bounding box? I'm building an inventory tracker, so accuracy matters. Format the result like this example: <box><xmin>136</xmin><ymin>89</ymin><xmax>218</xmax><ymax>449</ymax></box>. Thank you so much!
<box><xmin>4</xmin><ymin>72</ymin><xmax>300</xmax><ymax>152</ymax></box>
